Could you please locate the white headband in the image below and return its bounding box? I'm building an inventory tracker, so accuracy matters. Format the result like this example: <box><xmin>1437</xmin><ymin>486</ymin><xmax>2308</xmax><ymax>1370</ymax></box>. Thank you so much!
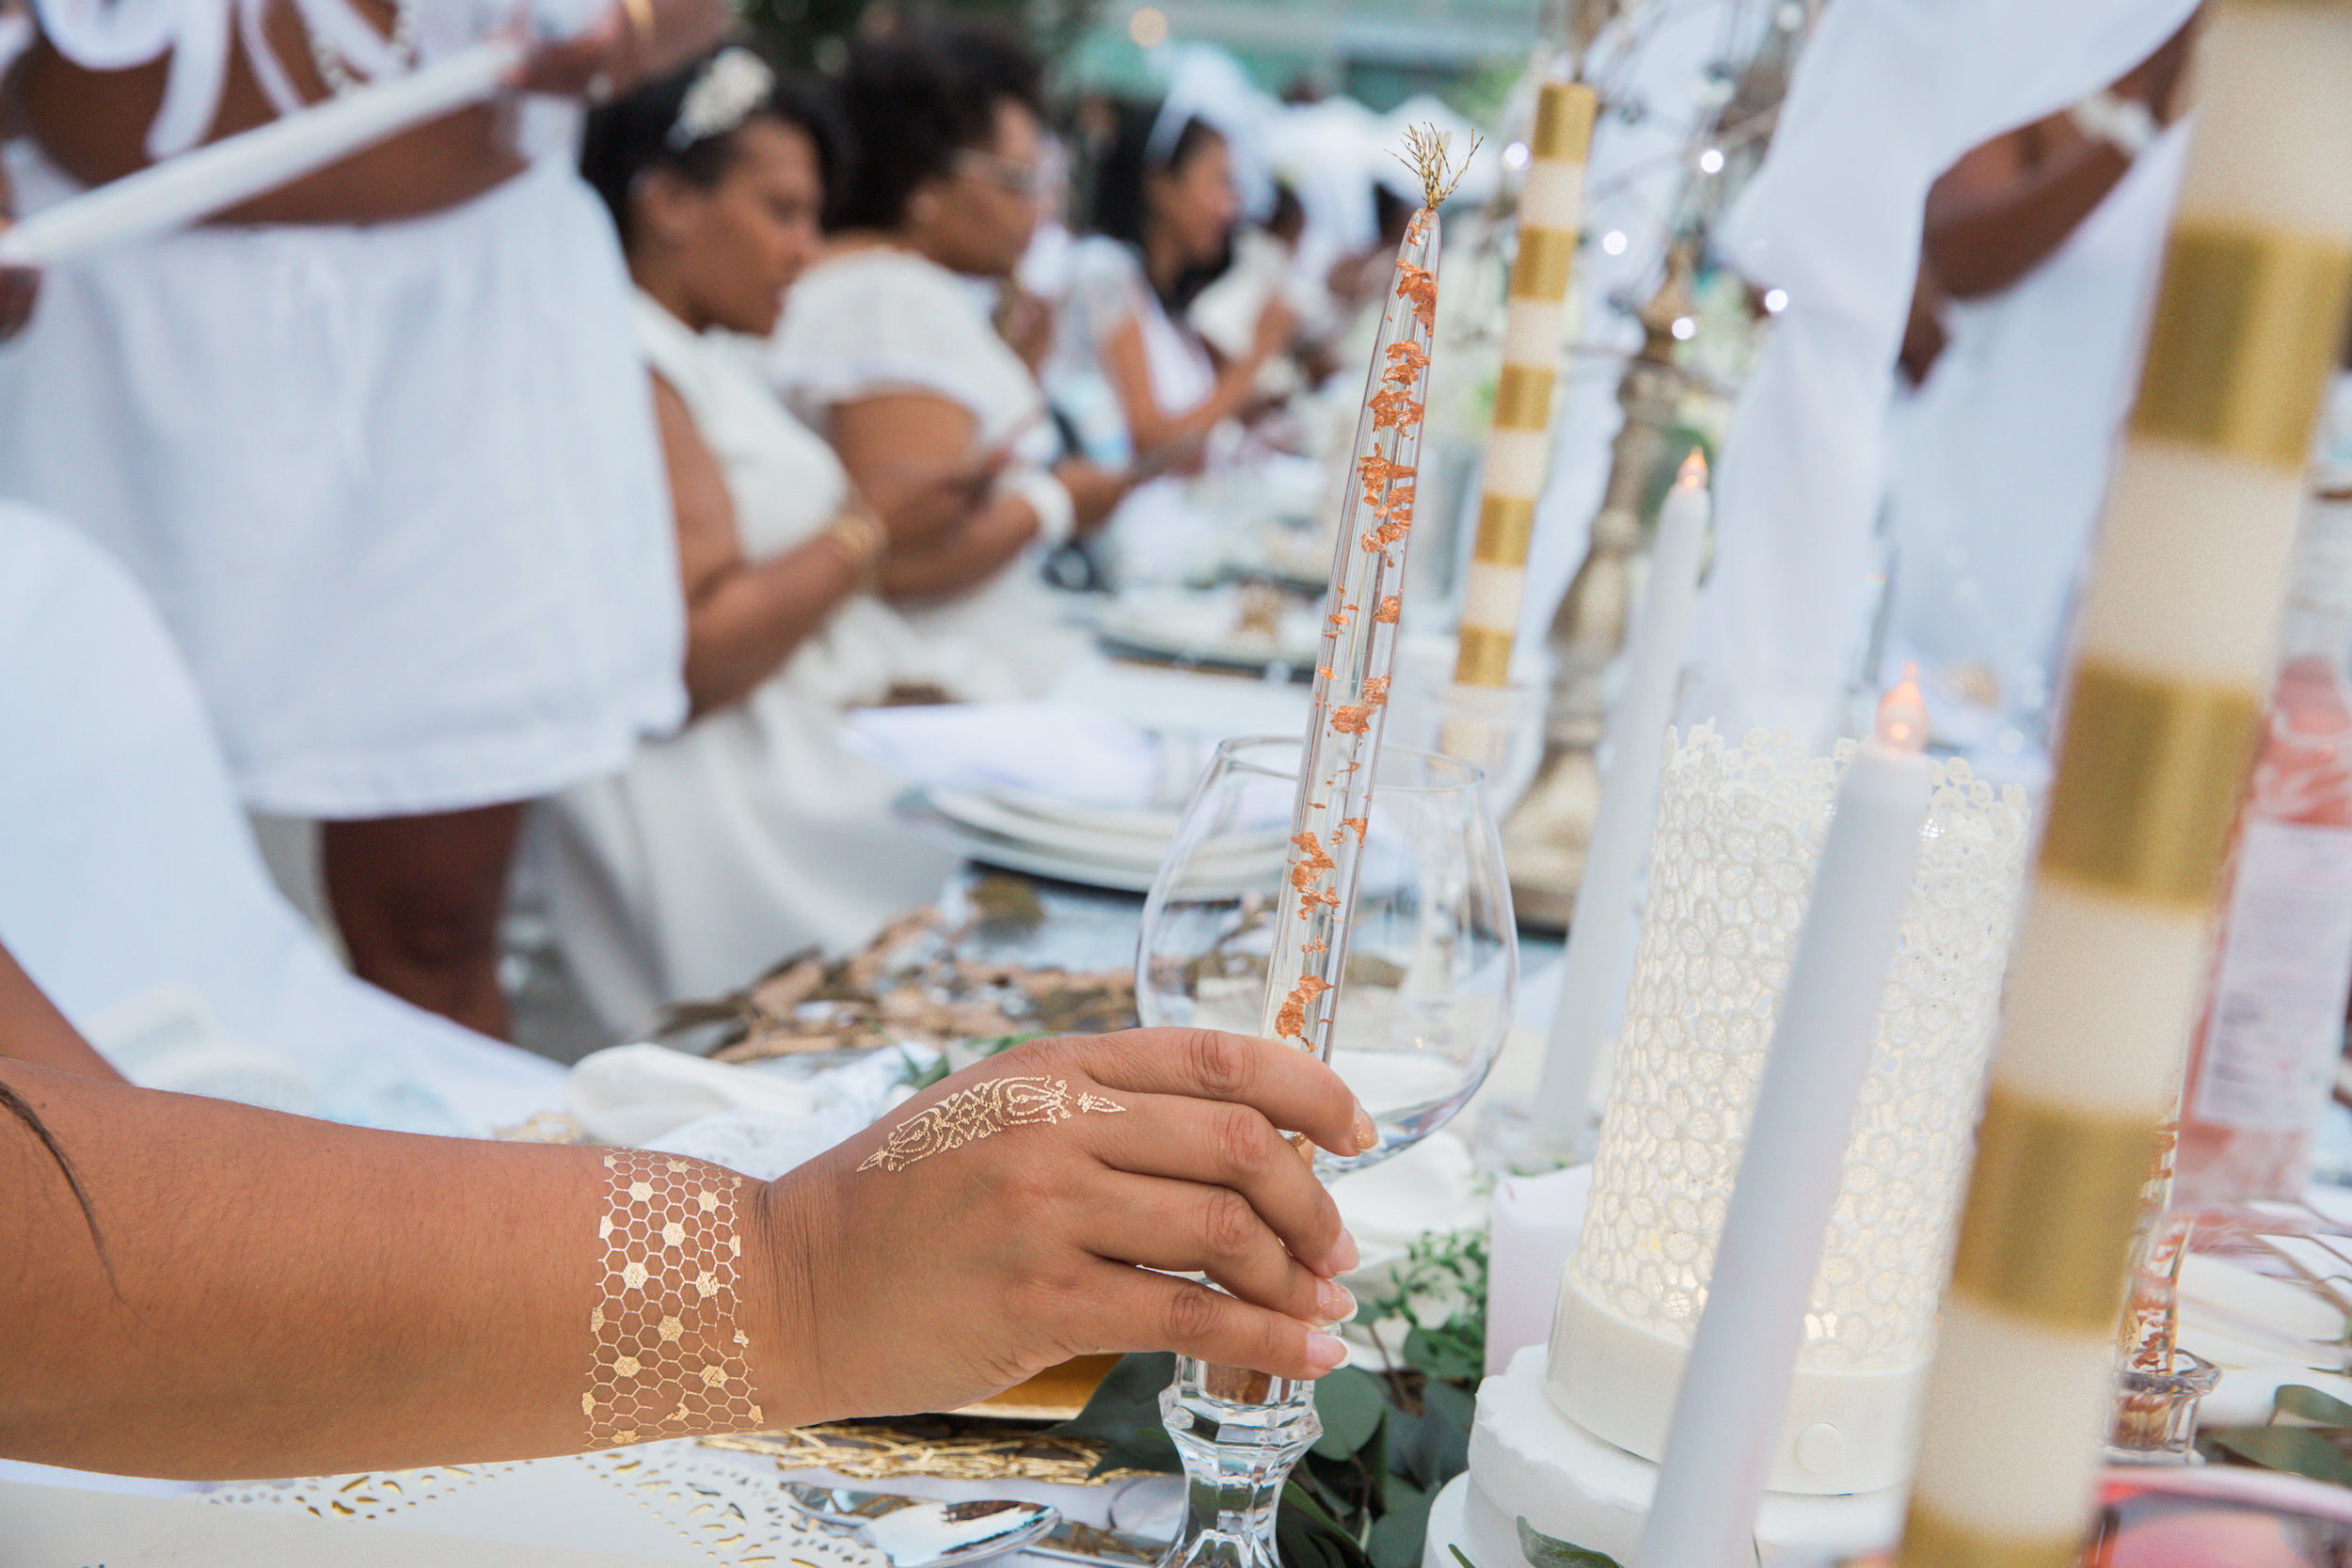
<box><xmin>668</xmin><ymin>47</ymin><xmax>774</xmax><ymax>152</ymax></box>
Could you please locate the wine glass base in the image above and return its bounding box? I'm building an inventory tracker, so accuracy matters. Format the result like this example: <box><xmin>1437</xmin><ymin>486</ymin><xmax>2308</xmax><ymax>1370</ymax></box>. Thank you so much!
<box><xmin>1156</xmin><ymin>1358</ymin><xmax>1321</xmax><ymax>1568</ymax></box>
<box><xmin>1463</xmin><ymin>1092</ymin><xmax>1591</xmax><ymax>1176</ymax></box>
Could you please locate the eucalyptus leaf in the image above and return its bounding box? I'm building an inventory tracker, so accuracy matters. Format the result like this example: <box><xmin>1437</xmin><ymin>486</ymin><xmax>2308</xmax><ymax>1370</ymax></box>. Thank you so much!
<box><xmin>1313</xmin><ymin>1368</ymin><xmax>1388</xmax><ymax>1459</ymax></box>
<box><xmin>1515</xmin><ymin>1515</ymin><xmax>1626</xmax><ymax>1568</ymax></box>
<box><xmin>1279</xmin><ymin>1480</ymin><xmax>1373</xmax><ymax>1568</ymax></box>
<box><xmin>1404</xmin><ymin>1324</ymin><xmax>1484</xmax><ymax>1386</ymax></box>
<box><xmin>2274</xmin><ymin>1384</ymin><xmax>2352</xmax><ymax>1429</ymax></box>
<box><xmin>1368</xmin><ymin>1486</ymin><xmax>1436</xmax><ymax>1568</ymax></box>
<box><xmin>1421</xmin><ymin>1380</ymin><xmax>1476</xmax><ymax>1429</ymax></box>
<box><xmin>1388</xmin><ymin>1393</ymin><xmax>1472</xmax><ymax>1491</ymax></box>
<box><xmin>2209</xmin><ymin>1424</ymin><xmax>2352</xmax><ymax>1488</ymax></box>
<box><xmin>1043</xmin><ymin>1352</ymin><xmax>1178</xmax><ymax>1475</ymax></box>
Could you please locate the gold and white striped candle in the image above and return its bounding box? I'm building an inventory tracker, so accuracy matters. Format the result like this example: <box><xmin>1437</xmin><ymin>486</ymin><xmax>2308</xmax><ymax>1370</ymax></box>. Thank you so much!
<box><xmin>1453</xmin><ymin>80</ymin><xmax>1598</xmax><ymax>689</ymax></box>
<box><xmin>1898</xmin><ymin>6</ymin><xmax>2352</xmax><ymax>1565</ymax></box>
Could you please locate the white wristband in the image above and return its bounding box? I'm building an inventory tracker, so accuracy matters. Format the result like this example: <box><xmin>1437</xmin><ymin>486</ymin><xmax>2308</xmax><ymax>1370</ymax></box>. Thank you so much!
<box><xmin>2069</xmin><ymin>89</ymin><xmax>2160</xmax><ymax>159</ymax></box>
<box><xmin>999</xmin><ymin>465</ymin><xmax>1076</xmax><ymax>548</ymax></box>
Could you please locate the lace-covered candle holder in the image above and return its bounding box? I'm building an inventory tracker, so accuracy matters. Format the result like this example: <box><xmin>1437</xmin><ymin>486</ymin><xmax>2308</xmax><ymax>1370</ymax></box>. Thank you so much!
<box><xmin>1548</xmin><ymin>724</ymin><xmax>2030</xmax><ymax>1495</ymax></box>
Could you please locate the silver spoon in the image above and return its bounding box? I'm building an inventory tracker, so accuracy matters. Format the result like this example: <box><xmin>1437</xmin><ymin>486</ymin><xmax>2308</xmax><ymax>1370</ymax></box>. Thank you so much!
<box><xmin>785</xmin><ymin>1483</ymin><xmax>1062</xmax><ymax>1568</ymax></box>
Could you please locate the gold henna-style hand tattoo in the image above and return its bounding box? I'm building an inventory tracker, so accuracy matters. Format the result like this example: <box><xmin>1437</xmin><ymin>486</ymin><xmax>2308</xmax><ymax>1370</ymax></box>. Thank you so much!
<box><xmin>584</xmin><ymin>1150</ymin><xmax>763</xmax><ymax>1449</ymax></box>
<box><xmin>858</xmin><ymin>1075</ymin><xmax>1126</xmax><ymax>1173</ymax></box>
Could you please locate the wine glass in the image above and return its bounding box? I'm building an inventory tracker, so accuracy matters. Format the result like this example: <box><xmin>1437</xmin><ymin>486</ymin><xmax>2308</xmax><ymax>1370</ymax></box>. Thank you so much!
<box><xmin>1134</xmin><ymin>735</ymin><xmax>1516</xmax><ymax>1568</ymax></box>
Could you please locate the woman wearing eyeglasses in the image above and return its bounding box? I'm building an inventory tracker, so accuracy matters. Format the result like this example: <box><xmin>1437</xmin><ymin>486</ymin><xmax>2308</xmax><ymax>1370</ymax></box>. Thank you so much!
<box><xmin>768</xmin><ymin>19</ymin><xmax>1136</xmax><ymax>694</ymax></box>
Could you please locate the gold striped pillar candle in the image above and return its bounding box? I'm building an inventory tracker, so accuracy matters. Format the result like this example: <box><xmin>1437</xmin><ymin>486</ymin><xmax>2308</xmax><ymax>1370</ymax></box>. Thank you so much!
<box><xmin>1452</xmin><ymin>80</ymin><xmax>1598</xmax><ymax>689</ymax></box>
<box><xmin>1899</xmin><ymin>6</ymin><xmax>2352</xmax><ymax>1564</ymax></box>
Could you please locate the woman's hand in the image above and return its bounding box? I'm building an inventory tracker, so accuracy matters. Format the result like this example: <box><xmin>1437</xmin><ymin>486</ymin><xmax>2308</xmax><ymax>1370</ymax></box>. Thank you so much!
<box><xmin>1248</xmin><ymin>294</ymin><xmax>1299</xmax><ymax>367</ymax></box>
<box><xmin>513</xmin><ymin>0</ymin><xmax>729</xmax><ymax>101</ymax></box>
<box><xmin>0</xmin><ymin>259</ymin><xmax>40</xmax><ymax>343</ymax></box>
<box><xmin>755</xmin><ymin>1029</ymin><xmax>1374</xmax><ymax>1423</ymax></box>
<box><xmin>0</xmin><ymin>209</ymin><xmax>40</xmax><ymax>342</ymax></box>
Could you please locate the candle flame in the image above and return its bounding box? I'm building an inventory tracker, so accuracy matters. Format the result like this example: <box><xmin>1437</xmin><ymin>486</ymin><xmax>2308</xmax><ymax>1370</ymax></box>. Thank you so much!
<box><xmin>1875</xmin><ymin>662</ymin><xmax>1929</xmax><ymax>755</ymax></box>
<box><xmin>1676</xmin><ymin>449</ymin><xmax>1708</xmax><ymax>488</ymax></box>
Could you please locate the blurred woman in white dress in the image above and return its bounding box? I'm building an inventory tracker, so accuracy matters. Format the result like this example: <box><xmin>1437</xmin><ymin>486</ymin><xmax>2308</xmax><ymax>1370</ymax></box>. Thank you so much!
<box><xmin>770</xmin><ymin>19</ymin><xmax>1132</xmax><ymax>693</ymax></box>
<box><xmin>0</xmin><ymin>0</ymin><xmax>728</xmax><ymax>1037</ymax></box>
<box><xmin>548</xmin><ymin>48</ymin><xmax>1025</xmax><ymax>1032</ymax></box>
<box><xmin>1051</xmin><ymin>102</ymin><xmax>1294</xmax><ymax>467</ymax></box>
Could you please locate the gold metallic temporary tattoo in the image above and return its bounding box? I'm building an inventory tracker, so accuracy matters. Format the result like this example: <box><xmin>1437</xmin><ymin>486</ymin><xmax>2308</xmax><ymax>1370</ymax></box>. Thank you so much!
<box><xmin>584</xmin><ymin>1150</ymin><xmax>763</xmax><ymax>1449</ymax></box>
<box><xmin>858</xmin><ymin>1076</ymin><xmax>1126</xmax><ymax>1173</ymax></box>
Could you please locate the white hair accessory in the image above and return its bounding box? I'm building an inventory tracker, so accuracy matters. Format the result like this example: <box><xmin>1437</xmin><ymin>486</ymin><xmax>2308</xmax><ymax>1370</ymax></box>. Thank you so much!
<box><xmin>668</xmin><ymin>47</ymin><xmax>774</xmax><ymax>151</ymax></box>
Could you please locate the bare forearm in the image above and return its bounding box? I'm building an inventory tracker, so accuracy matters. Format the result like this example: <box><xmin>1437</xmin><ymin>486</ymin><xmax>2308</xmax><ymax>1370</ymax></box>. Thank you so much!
<box><xmin>881</xmin><ymin>496</ymin><xmax>1039</xmax><ymax>600</ymax></box>
<box><xmin>0</xmin><ymin>958</ymin><xmax>124</xmax><ymax>1082</ymax></box>
<box><xmin>684</xmin><ymin>535</ymin><xmax>857</xmax><ymax>718</ymax></box>
<box><xmin>0</xmin><ymin>1061</ymin><xmax>794</xmax><ymax>1478</ymax></box>
<box><xmin>1924</xmin><ymin>131</ymin><xmax>2129</xmax><ymax>299</ymax></box>
<box><xmin>1057</xmin><ymin>459</ymin><xmax>1132</xmax><ymax>533</ymax></box>
<box><xmin>1124</xmin><ymin>360</ymin><xmax>1263</xmax><ymax>454</ymax></box>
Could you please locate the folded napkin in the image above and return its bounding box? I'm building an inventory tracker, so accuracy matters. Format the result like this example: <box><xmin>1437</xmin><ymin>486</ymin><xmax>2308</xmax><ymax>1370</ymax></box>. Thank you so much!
<box><xmin>567</xmin><ymin>1043</ymin><xmax>924</xmax><ymax>1177</ymax></box>
<box><xmin>567</xmin><ymin>1043</ymin><xmax>831</xmax><ymax>1147</ymax></box>
<box><xmin>842</xmin><ymin>700</ymin><xmax>1160</xmax><ymax>806</ymax></box>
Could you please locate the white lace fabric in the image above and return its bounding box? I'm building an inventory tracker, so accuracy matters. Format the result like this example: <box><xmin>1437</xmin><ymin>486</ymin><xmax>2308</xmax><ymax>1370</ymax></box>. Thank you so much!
<box><xmin>209</xmin><ymin>1440</ymin><xmax>887</xmax><ymax>1568</ymax></box>
<box><xmin>1570</xmin><ymin>724</ymin><xmax>2031</xmax><ymax>1371</ymax></box>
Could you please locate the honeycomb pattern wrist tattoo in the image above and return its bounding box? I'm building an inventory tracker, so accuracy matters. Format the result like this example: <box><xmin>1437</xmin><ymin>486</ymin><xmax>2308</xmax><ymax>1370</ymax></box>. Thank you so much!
<box><xmin>584</xmin><ymin>1150</ymin><xmax>764</xmax><ymax>1448</ymax></box>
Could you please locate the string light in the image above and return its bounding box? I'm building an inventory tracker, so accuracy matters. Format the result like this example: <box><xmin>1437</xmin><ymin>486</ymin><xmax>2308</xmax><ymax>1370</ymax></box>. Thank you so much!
<box><xmin>1600</xmin><ymin>230</ymin><xmax>1629</xmax><ymax>255</ymax></box>
<box><xmin>1670</xmin><ymin>316</ymin><xmax>1696</xmax><ymax>341</ymax></box>
<box><xmin>1126</xmin><ymin>7</ymin><xmax>1168</xmax><ymax>47</ymax></box>
<box><xmin>1697</xmin><ymin>147</ymin><xmax>1725</xmax><ymax>174</ymax></box>
<box><xmin>1502</xmin><ymin>140</ymin><xmax>1531</xmax><ymax>171</ymax></box>
<box><xmin>1762</xmin><ymin>287</ymin><xmax>1788</xmax><ymax>313</ymax></box>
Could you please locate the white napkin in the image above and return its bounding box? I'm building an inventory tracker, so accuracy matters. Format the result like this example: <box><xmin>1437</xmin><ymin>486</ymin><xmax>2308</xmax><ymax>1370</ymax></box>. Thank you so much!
<box><xmin>842</xmin><ymin>700</ymin><xmax>1160</xmax><ymax>806</ymax></box>
<box><xmin>1333</xmin><ymin>1131</ymin><xmax>1484</xmax><ymax>1270</ymax></box>
<box><xmin>567</xmin><ymin>1043</ymin><xmax>830</xmax><ymax>1147</ymax></box>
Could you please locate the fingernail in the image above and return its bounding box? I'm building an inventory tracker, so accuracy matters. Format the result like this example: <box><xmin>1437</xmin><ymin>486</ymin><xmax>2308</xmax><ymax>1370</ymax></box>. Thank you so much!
<box><xmin>1315</xmin><ymin>1278</ymin><xmax>1357</xmax><ymax>1325</ymax></box>
<box><xmin>1351</xmin><ymin>1106</ymin><xmax>1378</xmax><ymax>1153</ymax></box>
<box><xmin>1328</xmin><ymin>1227</ymin><xmax>1360</xmax><ymax>1275</ymax></box>
<box><xmin>1305</xmin><ymin>1330</ymin><xmax>1348</xmax><ymax>1372</ymax></box>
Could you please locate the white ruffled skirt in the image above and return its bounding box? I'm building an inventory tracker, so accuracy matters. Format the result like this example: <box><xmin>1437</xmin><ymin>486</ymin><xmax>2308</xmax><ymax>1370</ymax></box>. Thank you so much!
<box><xmin>0</xmin><ymin>150</ymin><xmax>684</xmax><ymax>816</ymax></box>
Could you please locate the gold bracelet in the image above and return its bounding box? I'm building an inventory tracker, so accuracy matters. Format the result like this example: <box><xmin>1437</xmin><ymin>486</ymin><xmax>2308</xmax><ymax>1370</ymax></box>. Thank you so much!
<box><xmin>823</xmin><ymin>502</ymin><xmax>888</xmax><ymax>594</ymax></box>
<box><xmin>583</xmin><ymin>1150</ymin><xmax>763</xmax><ymax>1448</ymax></box>
<box><xmin>620</xmin><ymin>0</ymin><xmax>655</xmax><ymax>47</ymax></box>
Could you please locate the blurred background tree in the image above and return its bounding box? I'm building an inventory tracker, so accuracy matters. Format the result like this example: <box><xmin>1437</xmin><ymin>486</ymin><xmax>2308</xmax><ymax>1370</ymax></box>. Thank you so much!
<box><xmin>739</xmin><ymin>0</ymin><xmax>1104</xmax><ymax>72</ymax></box>
<box><xmin>733</xmin><ymin>0</ymin><xmax>1537</xmax><ymax>113</ymax></box>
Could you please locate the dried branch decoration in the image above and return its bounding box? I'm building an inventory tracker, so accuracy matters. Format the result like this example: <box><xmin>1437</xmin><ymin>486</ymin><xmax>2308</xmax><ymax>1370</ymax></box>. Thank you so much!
<box><xmin>1392</xmin><ymin>123</ymin><xmax>1482</xmax><ymax>211</ymax></box>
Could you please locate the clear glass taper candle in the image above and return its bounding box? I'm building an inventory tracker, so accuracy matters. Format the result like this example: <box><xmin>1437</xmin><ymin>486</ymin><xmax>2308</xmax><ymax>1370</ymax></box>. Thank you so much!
<box><xmin>1157</xmin><ymin>126</ymin><xmax>1470</xmax><ymax>1568</ymax></box>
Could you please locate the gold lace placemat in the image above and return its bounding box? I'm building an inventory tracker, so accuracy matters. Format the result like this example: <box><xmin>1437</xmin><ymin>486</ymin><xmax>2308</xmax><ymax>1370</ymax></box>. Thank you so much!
<box><xmin>702</xmin><ymin>1420</ymin><xmax>1142</xmax><ymax>1486</ymax></box>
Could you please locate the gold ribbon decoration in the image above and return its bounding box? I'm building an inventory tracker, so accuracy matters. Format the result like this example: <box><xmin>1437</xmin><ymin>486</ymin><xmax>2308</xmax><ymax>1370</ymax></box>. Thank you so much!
<box><xmin>1897</xmin><ymin>1500</ymin><xmax>2084</xmax><ymax>1568</ymax></box>
<box><xmin>1510</xmin><ymin>226</ymin><xmax>1578</xmax><ymax>302</ymax></box>
<box><xmin>1470</xmin><ymin>493</ymin><xmax>1539</xmax><ymax>566</ymax></box>
<box><xmin>1529</xmin><ymin>80</ymin><xmax>1597</xmax><ymax>165</ymax></box>
<box><xmin>1945</xmin><ymin>1084</ymin><xmax>2161</xmax><ymax>1332</ymax></box>
<box><xmin>1491</xmin><ymin>363</ymin><xmax>1557</xmax><ymax>434</ymax></box>
<box><xmin>1454</xmin><ymin>626</ymin><xmax>1515</xmax><ymax>688</ymax></box>
<box><xmin>2037</xmin><ymin>658</ymin><xmax>2265</xmax><ymax>908</ymax></box>
<box><xmin>2129</xmin><ymin>219</ymin><xmax>2352</xmax><ymax>469</ymax></box>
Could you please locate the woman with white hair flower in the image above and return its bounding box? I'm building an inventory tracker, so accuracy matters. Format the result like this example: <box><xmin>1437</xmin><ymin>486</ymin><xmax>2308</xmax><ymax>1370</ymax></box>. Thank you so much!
<box><xmin>551</xmin><ymin>46</ymin><xmax>1024</xmax><ymax>1032</ymax></box>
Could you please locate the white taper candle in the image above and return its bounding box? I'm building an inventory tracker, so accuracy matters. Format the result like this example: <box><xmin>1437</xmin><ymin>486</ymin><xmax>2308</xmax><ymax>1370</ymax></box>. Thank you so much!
<box><xmin>1532</xmin><ymin>450</ymin><xmax>1710</xmax><ymax>1144</ymax></box>
<box><xmin>0</xmin><ymin>39</ymin><xmax>522</xmax><ymax>267</ymax></box>
<box><xmin>1637</xmin><ymin>671</ymin><xmax>1932</xmax><ymax>1568</ymax></box>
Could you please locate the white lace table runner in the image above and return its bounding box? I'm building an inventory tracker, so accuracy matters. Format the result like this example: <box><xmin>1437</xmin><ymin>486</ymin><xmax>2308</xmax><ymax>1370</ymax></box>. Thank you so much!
<box><xmin>207</xmin><ymin>1439</ymin><xmax>885</xmax><ymax>1568</ymax></box>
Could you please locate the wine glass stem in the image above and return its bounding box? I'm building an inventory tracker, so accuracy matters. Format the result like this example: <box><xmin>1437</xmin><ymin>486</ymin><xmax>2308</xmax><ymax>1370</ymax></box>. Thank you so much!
<box><xmin>1157</xmin><ymin>1355</ymin><xmax>1321</xmax><ymax>1568</ymax></box>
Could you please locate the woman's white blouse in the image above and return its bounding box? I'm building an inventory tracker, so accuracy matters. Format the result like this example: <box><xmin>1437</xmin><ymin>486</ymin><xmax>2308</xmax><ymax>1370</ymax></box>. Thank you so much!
<box><xmin>768</xmin><ymin>245</ymin><xmax>1082</xmax><ymax>694</ymax></box>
